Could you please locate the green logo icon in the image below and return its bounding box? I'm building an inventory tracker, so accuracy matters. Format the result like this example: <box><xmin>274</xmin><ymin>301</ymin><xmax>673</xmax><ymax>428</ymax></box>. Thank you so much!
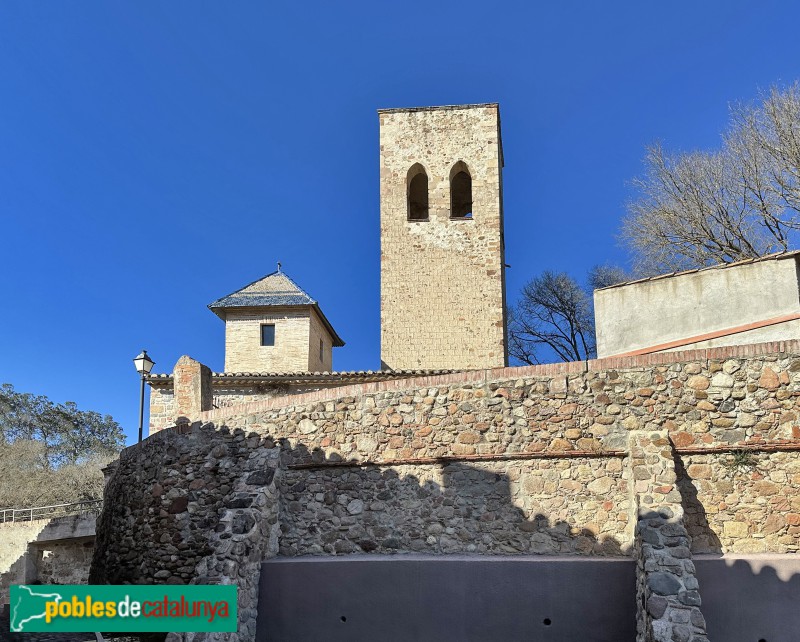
<box><xmin>10</xmin><ymin>585</ymin><xmax>237</xmax><ymax>633</ymax></box>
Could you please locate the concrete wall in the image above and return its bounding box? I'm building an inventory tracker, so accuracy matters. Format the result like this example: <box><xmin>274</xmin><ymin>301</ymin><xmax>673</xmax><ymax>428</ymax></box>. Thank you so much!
<box><xmin>257</xmin><ymin>556</ymin><xmax>637</xmax><ymax>642</ymax></box>
<box><xmin>379</xmin><ymin>104</ymin><xmax>507</xmax><ymax>371</ymax></box>
<box><xmin>694</xmin><ymin>554</ymin><xmax>800</xmax><ymax>641</ymax></box>
<box><xmin>595</xmin><ymin>254</ymin><xmax>800</xmax><ymax>358</ymax></box>
<box><xmin>257</xmin><ymin>554</ymin><xmax>800</xmax><ymax>642</ymax></box>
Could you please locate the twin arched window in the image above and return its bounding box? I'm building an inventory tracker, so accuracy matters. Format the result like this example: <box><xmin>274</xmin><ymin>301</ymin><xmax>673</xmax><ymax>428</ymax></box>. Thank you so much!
<box><xmin>406</xmin><ymin>162</ymin><xmax>472</xmax><ymax>221</ymax></box>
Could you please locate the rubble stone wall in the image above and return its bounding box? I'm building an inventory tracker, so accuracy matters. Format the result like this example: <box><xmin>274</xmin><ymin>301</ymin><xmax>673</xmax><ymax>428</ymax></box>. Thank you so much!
<box><xmin>631</xmin><ymin>431</ymin><xmax>708</xmax><ymax>642</ymax></box>
<box><xmin>279</xmin><ymin>457</ymin><xmax>630</xmax><ymax>557</ymax></box>
<box><xmin>37</xmin><ymin>540</ymin><xmax>94</xmax><ymax>586</ymax></box>
<box><xmin>93</xmin><ymin>340</ymin><xmax>800</xmax><ymax>639</ymax></box>
<box><xmin>90</xmin><ymin>425</ymin><xmax>281</xmax><ymax>642</ymax></box>
<box><xmin>678</xmin><ymin>450</ymin><xmax>800</xmax><ymax>553</ymax></box>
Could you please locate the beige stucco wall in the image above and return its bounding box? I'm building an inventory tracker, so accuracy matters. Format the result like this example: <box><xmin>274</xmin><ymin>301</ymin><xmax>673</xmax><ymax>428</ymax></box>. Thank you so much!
<box><xmin>224</xmin><ymin>307</ymin><xmax>334</xmax><ymax>372</ymax></box>
<box><xmin>379</xmin><ymin>104</ymin><xmax>507</xmax><ymax>371</ymax></box>
<box><xmin>595</xmin><ymin>256</ymin><xmax>800</xmax><ymax>357</ymax></box>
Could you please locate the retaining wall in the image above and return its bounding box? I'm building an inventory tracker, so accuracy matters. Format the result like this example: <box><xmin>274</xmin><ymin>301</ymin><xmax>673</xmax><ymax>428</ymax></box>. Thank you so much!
<box><xmin>91</xmin><ymin>340</ymin><xmax>800</xmax><ymax>640</ymax></box>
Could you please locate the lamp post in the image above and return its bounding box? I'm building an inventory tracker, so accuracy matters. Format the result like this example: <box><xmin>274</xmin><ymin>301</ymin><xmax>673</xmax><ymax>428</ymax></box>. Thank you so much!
<box><xmin>133</xmin><ymin>350</ymin><xmax>155</xmax><ymax>442</ymax></box>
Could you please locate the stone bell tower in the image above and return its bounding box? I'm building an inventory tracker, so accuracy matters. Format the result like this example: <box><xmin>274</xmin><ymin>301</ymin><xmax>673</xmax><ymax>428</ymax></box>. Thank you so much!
<box><xmin>378</xmin><ymin>103</ymin><xmax>508</xmax><ymax>371</ymax></box>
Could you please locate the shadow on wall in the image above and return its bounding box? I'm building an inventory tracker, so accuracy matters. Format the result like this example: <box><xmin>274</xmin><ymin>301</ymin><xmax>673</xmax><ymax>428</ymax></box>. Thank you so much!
<box><xmin>673</xmin><ymin>452</ymin><xmax>723</xmax><ymax>554</ymax></box>
<box><xmin>1</xmin><ymin>517</ymin><xmax>94</xmax><ymax>608</ymax></box>
<box><xmin>695</xmin><ymin>557</ymin><xmax>800</xmax><ymax>641</ymax></box>
<box><xmin>276</xmin><ymin>439</ymin><xmax>627</xmax><ymax>557</ymax></box>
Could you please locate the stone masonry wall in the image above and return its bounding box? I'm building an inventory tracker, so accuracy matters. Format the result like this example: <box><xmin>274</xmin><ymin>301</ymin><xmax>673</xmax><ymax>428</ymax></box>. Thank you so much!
<box><xmin>203</xmin><ymin>343</ymin><xmax>800</xmax><ymax>451</ymax></box>
<box><xmin>678</xmin><ymin>450</ymin><xmax>800</xmax><ymax>553</ymax></box>
<box><xmin>95</xmin><ymin>340</ymin><xmax>800</xmax><ymax>639</ymax></box>
<box><xmin>280</xmin><ymin>457</ymin><xmax>629</xmax><ymax>557</ymax></box>
<box><xmin>149</xmin><ymin>385</ymin><xmax>176</xmax><ymax>432</ymax></box>
<box><xmin>630</xmin><ymin>431</ymin><xmax>708</xmax><ymax>642</ymax></box>
<box><xmin>224</xmin><ymin>308</ymin><xmax>317</xmax><ymax>373</ymax></box>
<box><xmin>37</xmin><ymin>540</ymin><xmax>94</xmax><ymax>586</ymax></box>
<box><xmin>91</xmin><ymin>425</ymin><xmax>281</xmax><ymax>642</ymax></box>
<box><xmin>379</xmin><ymin>104</ymin><xmax>507</xmax><ymax>370</ymax></box>
<box><xmin>0</xmin><ymin>520</ymin><xmax>49</xmax><ymax>605</ymax></box>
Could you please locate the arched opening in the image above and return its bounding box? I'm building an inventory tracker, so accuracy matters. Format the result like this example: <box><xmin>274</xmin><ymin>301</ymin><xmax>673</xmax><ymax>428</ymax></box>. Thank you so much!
<box><xmin>450</xmin><ymin>162</ymin><xmax>472</xmax><ymax>219</ymax></box>
<box><xmin>407</xmin><ymin>164</ymin><xmax>429</xmax><ymax>221</ymax></box>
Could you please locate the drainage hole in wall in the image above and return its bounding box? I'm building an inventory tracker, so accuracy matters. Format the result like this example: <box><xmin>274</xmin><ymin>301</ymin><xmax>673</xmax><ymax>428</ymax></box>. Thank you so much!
<box><xmin>340</xmin><ymin>616</ymin><xmax>347</xmax><ymax>623</ymax></box>
<box><xmin>543</xmin><ymin>618</ymin><xmax>552</xmax><ymax>626</ymax></box>
<box><xmin>759</xmin><ymin>639</ymin><xmax>767</xmax><ymax>642</ymax></box>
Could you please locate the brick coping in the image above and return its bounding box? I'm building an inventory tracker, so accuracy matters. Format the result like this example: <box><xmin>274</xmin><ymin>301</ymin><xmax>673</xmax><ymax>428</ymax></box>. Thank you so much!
<box><xmin>195</xmin><ymin>339</ymin><xmax>800</xmax><ymax>423</ymax></box>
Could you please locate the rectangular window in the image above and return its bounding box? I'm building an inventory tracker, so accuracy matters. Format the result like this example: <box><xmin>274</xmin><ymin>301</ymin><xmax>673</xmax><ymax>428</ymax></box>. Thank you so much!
<box><xmin>319</xmin><ymin>339</ymin><xmax>324</xmax><ymax>363</ymax></box>
<box><xmin>261</xmin><ymin>324</ymin><xmax>275</xmax><ymax>346</ymax></box>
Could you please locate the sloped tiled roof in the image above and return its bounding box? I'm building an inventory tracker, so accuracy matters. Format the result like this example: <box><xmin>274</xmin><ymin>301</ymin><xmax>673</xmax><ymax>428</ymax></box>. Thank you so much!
<box><xmin>147</xmin><ymin>369</ymin><xmax>457</xmax><ymax>387</ymax></box>
<box><xmin>208</xmin><ymin>271</ymin><xmax>316</xmax><ymax>309</ymax></box>
<box><xmin>208</xmin><ymin>270</ymin><xmax>344</xmax><ymax>346</ymax></box>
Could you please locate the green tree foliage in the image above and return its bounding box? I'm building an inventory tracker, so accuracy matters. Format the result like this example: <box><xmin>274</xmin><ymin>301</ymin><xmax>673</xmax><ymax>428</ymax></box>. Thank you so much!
<box><xmin>0</xmin><ymin>384</ymin><xmax>124</xmax><ymax>508</ymax></box>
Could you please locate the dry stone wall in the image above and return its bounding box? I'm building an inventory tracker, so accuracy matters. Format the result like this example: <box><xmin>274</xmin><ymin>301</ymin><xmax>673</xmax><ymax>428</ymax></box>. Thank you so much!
<box><xmin>630</xmin><ymin>431</ymin><xmax>708</xmax><ymax>642</ymax></box>
<box><xmin>91</xmin><ymin>425</ymin><xmax>281</xmax><ymax>642</ymax></box>
<box><xmin>280</xmin><ymin>457</ymin><xmax>629</xmax><ymax>557</ymax></box>
<box><xmin>94</xmin><ymin>341</ymin><xmax>800</xmax><ymax>639</ymax></box>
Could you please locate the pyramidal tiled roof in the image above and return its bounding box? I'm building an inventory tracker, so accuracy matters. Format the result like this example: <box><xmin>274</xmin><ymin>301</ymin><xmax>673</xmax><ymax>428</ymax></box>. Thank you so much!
<box><xmin>209</xmin><ymin>271</ymin><xmax>317</xmax><ymax>309</ymax></box>
<box><xmin>208</xmin><ymin>270</ymin><xmax>344</xmax><ymax>346</ymax></box>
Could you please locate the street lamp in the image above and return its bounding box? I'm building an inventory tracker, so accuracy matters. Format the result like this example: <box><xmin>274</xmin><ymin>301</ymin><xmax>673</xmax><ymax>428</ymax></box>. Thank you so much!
<box><xmin>133</xmin><ymin>350</ymin><xmax>155</xmax><ymax>443</ymax></box>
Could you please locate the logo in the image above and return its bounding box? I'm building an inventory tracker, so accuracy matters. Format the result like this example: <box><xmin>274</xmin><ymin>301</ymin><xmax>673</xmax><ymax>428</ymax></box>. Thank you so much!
<box><xmin>10</xmin><ymin>585</ymin><xmax>237</xmax><ymax>633</ymax></box>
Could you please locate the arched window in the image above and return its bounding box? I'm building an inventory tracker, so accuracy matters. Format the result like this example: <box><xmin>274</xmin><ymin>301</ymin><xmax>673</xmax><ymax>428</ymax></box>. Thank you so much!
<box><xmin>407</xmin><ymin>164</ymin><xmax>429</xmax><ymax>221</ymax></box>
<box><xmin>450</xmin><ymin>162</ymin><xmax>473</xmax><ymax>219</ymax></box>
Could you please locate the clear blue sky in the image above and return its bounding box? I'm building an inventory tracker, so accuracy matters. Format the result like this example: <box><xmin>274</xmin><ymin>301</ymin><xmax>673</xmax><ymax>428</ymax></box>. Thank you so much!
<box><xmin>2</xmin><ymin>1</ymin><xmax>798</xmax><ymax>445</ymax></box>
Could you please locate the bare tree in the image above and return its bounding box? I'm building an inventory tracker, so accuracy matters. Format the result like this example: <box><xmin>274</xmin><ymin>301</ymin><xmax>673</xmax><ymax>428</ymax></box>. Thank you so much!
<box><xmin>588</xmin><ymin>264</ymin><xmax>630</xmax><ymax>291</ymax></box>
<box><xmin>508</xmin><ymin>271</ymin><xmax>596</xmax><ymax>364</ymax></box>
<box><xmin>623</xmin><ymin>82</ymin><xmax>800</xmax><ymax>275</ymax></box>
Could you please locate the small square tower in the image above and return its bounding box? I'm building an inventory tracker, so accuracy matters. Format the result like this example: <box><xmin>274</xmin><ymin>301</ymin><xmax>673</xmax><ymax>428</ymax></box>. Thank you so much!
<box><xmin>379</xmin><ymin>103</ymin><xmax>508</xmax><ymax>370</ymax></box>
<box><xmin>208</xmin><ymin>269</ymin><xmax>344</xmax><ymax>372</ymax></box>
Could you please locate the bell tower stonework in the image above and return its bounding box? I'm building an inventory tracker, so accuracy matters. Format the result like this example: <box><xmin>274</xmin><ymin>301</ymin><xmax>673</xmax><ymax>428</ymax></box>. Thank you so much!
<box><xmin>379</xmin><ymin>103</ymin><xmax>508</xmax><ymax>370</ymax></box>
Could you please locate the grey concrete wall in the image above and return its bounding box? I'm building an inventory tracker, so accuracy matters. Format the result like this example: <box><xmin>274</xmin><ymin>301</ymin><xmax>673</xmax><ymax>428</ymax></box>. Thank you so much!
<box><xmin>35</xmin><ymin>513</ymin><xmax>97</xmax><ymax>543</ymax></box>
<box><xmin>595</xmin><ymin>255</ymin><xmax>800</xmax><ymax>357</ymax></box>
<box><xmin>695</xmin><ymin>555</ymin><xmax>800</xmax><ymax>642</ymax></box>
<box><xmin>258</xmin><ymin>554</ymin><xmax>800</xmax><ymax>642</ymax></box>
<box><xmin>257</xmin><ymin>556</ymin><xmax>637</xmax><ymax>641</ymax></box>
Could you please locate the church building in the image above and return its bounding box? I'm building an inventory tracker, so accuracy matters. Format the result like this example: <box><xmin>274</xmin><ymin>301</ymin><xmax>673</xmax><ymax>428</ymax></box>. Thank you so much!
<box><xmin>146</xmin><ymin>103</ymin><xmax>510</xmax><ymax>432</ymax></box>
